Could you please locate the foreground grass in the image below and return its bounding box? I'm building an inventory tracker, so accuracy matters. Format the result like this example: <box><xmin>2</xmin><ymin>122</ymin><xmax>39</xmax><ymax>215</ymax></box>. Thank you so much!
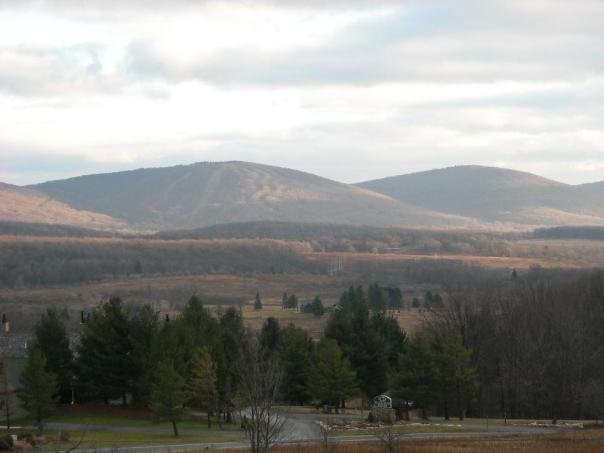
<box><xmin>16</xmin><ymin>405</ymin><xmax>241</xmax><ymax>432</ymax></box>
<box><xmin>221</xmin><ymin>426</ymin><xmax>604</xmax><ymax>453</ymax></box>
<box><xmin>2</xmin><ymin>429</ymin><xmax>244</xmax><ymax>449</ymax></box>
<box><xmin>332</xmin><ymin>423</ymin><xmax>482</xmax><ymax>436</ymax></box>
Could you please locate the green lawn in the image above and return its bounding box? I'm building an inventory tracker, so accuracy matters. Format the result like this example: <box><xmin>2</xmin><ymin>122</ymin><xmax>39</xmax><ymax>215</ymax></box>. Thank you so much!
<box><xmin>5</xmin><ymin>429</ymin><xmax>244</xmax><ymax>449</ymax></box>
<box><xmin>15</xmin><ymin>406</ymin><xmax>242</xmax><ymax>432</ymax></box>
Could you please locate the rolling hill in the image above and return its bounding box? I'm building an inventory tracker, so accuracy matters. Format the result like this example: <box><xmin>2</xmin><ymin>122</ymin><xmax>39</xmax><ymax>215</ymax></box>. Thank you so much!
<box><xmin>0</xmin><ymin>182</ymin><xmax>127</xmax><ymax>230</ymax></box>
<box><xmin>579</xmin><ymin>180</ymin><xmax>604</xmax><ymax>196</ymax></box>
<box><xmin>28</xmin><ymin>161</ymin><xmax>478</xmax><ymax>231</ymax></box>
<box><xmin>358</xmin><ymin>165</ymin><xmax>604</xmax><ymax>227</ymax></box>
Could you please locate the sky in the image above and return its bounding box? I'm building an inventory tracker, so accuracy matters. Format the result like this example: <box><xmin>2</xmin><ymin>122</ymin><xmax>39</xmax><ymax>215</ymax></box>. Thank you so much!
<box><xmin>1</xmin><ymin>0</ymin><xmax>604</xmax><ymax>186</ymax></box>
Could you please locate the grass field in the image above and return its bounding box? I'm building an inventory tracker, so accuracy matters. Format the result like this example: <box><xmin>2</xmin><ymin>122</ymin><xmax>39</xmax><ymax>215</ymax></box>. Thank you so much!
<box><xmin>15</xmin><ymin>404</ymin><xmax>241</xmax><ymax>432</ymax></box>
<box><xmin>4</xmin><ymin>429</ymin><xmax>243</xmax><ymax>449</ymax></box>
<box><xmin>219</xmin><ymin>425</ymin><xmax>604</xmax><ymax>453</ymax></box>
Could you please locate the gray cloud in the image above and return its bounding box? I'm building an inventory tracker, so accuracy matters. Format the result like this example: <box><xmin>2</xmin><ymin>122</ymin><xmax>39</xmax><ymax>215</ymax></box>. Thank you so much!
<box><xmin>121</xmin><ymin>2</ymin><xmax>604</xmax><ymax>87</ymax></box>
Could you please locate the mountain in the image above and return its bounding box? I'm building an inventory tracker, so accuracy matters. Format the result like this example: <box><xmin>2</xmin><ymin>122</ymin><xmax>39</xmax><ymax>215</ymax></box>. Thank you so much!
<box><xmin>358</xmin><ymin>165</ymin><xmax>604</xmax><ymax>227</ymax></box>
<box><xmin>578</xmin><ymin>180</ymin><xmax>604</xmax><ymax>196</ymax></box>
<box><xmin>29</xmin><ymin>161</ymin><xmax>478</xmax><ymax>231</ymax></box>
<box><xmin>0</xmin><ymin>182</ymin><xmax>127</xmax><ymax>230</ymax></box>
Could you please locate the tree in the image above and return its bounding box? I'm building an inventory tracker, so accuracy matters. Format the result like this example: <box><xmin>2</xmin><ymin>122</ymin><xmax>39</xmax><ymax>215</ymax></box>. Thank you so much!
<box><xmin>279</xmin><ymin>325</ymin><xmax>314</xmax><ymax>405</ymax></box>
<box><xmin>32</xmin><ymin>307</ymin><xmax>74</xmax><ymax>403</ymax></box>
<box><xmin>260</xmin><ymin>317</ymin><xmax>281</xmax><ymax>354</ymax></box>
<box><xmin>17</xmin><ymin>350</ymin><xmax>58</xmax><ymax>432</ymax></box>
<box><xmin>325</xmin><ymin>287</ymin><xmax>406</xmax><ymax>401</ymax></box>
<box><xmin>150</xmin><ymin>360</ymin><xmax>187</xmax><ymax>437</ymax></box>
<box><xmin>387</xmin><ymin>287</ymin><xmax>403</xmax><ymax>311</ymax></box>
<box><xmin>76</xmin><ymin>297</ymin><xmax>133</xmax><ymax>404</ymax></box>
<box><xmin>311</xmin><ymin>296</ymin><xmax>325</xmax><ymax>317</ymax></box>
<box><xmin>254</xmin><ymin>291</ymin><xmax>263</xmax><ymax>310</ymax></box>
<box><xmin>313</xmin><ymin>339</ymin><xmax>358</xmax><ymax>409</ymax></box>
<box><xmin>218</xmin><ymin>308</ymin><xmax>246</xmax><ymax>423</ymax></box>
<box><xmin>368</xmin><ymin>283</ymin><xmax>387</xmax><ymax>312</ymax></box>
<box><xmin>186</xmin><ymin>347</ymin><xmax>217</xmax><ymax>427</ymax></box>
<box><xmin>235</xmin><ymin>335</ymin><xmax>286</xmax><ymax>453</ymax></box>
<box><xmin>128</xmin><ymin>304</ymin><xmax>160</xmax><ymax>406</ymax></box>
<box><xmin>393</xmin><ymin>327</ymin><xmax>476</xmax><ymax>420</ymax></box>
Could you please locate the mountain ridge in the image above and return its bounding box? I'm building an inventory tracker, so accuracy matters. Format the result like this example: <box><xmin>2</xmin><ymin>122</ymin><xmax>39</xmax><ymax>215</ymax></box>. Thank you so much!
<box><xmin>0</xmin><ymin>161</ymin><xmax>601</xmax><ymax>232</ymax></box>
<box><xmin>28</xmin><ymin>161</ymin><xmax>478</xmax><ymax>231</ymax></box>
<box><xmin>357</xmin><ymin>165</ymin><xmax>604</xmax><ymax>227</ymax></box>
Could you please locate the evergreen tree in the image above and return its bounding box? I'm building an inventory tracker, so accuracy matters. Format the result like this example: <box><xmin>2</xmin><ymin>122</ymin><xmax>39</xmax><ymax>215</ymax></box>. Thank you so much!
<box><xmin>76</xmin><ymin>297</ymin><xmax>133</xmax><ymax>404</ymax></box>
<box><xmin>325</xmin><ymin>287</ymin><xmax>405</xmax><ymax>400</ymax></box>
<box><xmin>129</xmin><ymin>304</ymin><xmax>160</xmax><ymax>405</ymax></box>
<box><xmin>313</xmin><ymin>339</ymin><xmax>358</xmax><ymax>409</ymax></box>
<box><xmin>218</xmin><ymin>308</ymin><xmax>246</xmax><ymax>422</ymax></box>
<box><xmin>260</xmin><ymin>317</ymin><xmax>281</xmax><ymax>353</ymax></box>
<box><xmin>286</xmin><ymin>294</ymin><xmax>298</xmax><ymax>310</ymax></box>
<box><xmin>279</xmin><ymin>325</ymin><xmax>314</xmax><ymax>405</ymax></box>
<box><xmin>281</xmin><ymin>292</ymin><xmax>288</xmax><ymax>309</ymax></box>
<box><xmin>368</xmin><ymin>283</ymin><xmax>387</xmax><ymax>312</ymax></box>
<box><xmin>311</xmin><ymin>296</ymin><xmax>325</xmax><ymax>317</ymax></box>
<box><xmin>186</xmin><ymin>347</ymin><xmax>217</xmax><ymax>427</ymax></box>
<box><xmin>254</xmin><ymin>291</ymin><xmax>263</xmax><ymax>310</ymax></box>
<box><xmin>17</xmin><ymin>350</ymin><xmax>58</xmax><ymax>432</ymax></box>
<box><xmin>393</xmin><ymin>328</ymin><xmax>476</xmax><ymax>420</ymax></box>
<box><xmin>150</xmin><ymin>360</ymin><xmax>187</xmax><ymax>437</ymax></box>
<box><xmin>387</xmin><ymin>287</ymin><xmax>403</xmax><ymax>310</ymax></box>
<box><xmin>32</xmin><ymin>307</ymin><xmax>73</xmax><ymax>403</ymax></box>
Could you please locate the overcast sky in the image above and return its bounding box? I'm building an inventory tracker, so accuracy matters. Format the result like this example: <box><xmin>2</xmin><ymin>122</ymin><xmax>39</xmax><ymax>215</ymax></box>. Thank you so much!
<box><xmin>2</xmin><ymin>0</ymin><xmax>604</xmax><ymax>185</ymax></box>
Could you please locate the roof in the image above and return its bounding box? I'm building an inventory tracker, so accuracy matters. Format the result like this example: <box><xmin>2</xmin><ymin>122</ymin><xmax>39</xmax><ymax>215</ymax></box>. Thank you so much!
<box><xmin>0</xmin><ymin>333</ymin><xmax>30</xmax><ymax>359</ymax></box>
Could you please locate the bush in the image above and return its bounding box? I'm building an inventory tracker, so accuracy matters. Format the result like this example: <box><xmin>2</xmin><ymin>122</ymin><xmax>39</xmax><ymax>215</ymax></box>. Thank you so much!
<box><xmin>0</xmin><ymin>434</ymin><xmax>13</xmax><ymax>451</ymax></box>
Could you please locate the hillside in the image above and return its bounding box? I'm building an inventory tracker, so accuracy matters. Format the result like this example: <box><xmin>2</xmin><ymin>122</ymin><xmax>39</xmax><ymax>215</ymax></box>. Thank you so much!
<box><xmin>0</xmin><ymin>182</ymin><xmax>127</xmax><ymax>230</ymax></box>
<box><xmin>579</xmin><ymin>180</ymin><xmax>604</xmax><ymax>196</ymax></box>
<box><xmin>358</xmin><ymin>165</ymin><xmax>604</xmax><ymax>227</ymax></box>
<box><xmin>29</xmin><ymin>161</ymin><xmax>477</xmax><ymax>231</ymax></box>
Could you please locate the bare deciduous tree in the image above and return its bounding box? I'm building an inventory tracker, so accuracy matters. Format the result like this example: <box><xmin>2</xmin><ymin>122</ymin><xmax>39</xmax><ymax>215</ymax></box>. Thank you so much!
<box><xmin>236</xmin><ymin>335</ymin><xmax>287</xmax><ymax>453</ymax></box>
<box><xmin>375</xmin><ymin>423</ymin><xmax>402</xmax><ymax>453</ymax></box>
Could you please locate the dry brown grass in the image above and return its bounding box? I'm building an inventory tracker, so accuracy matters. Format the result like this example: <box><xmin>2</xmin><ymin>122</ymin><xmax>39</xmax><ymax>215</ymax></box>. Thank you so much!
<box><xmin>218</xmin><ymin>426</ymin><xmax>604</xmax><ymax>452</ymax></box>
<box><xmin>306</xmin><ymin>251</ymin><xmax>580</xmax><ymax>269</ymax></box>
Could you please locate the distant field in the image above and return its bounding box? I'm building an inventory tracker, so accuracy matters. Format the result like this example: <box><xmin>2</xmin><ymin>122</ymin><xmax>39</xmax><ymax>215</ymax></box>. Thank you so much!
<box><xmin>306</xmin><ymin>251</ymin><xmax>575</xmax><ymax>269</ymax></box>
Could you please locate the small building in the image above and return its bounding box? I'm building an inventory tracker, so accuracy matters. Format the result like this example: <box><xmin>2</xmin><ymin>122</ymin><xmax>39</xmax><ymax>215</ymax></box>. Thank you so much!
<box><xmin>0</xmin><ymin>332</ymin><xmax>30</xmax><ymax>424</ymax></box>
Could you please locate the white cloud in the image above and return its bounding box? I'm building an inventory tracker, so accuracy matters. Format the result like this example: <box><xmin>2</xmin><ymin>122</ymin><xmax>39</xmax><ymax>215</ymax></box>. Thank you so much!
<box><xmin>0</xmin><ymin>0</ymin><xmax>603</xmax><ymax>185</ymax></box>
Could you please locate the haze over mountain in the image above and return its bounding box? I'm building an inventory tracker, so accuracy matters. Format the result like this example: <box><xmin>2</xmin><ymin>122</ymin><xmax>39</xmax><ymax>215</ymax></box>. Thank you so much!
<box><xmin>358</xmin><ymin>165</ymin><xmax>604</xmax><ymax>227</ymax></box>
<box><xmin>28</xmin><ymin>161</ymin><xmax>476</xmax><ymax>231</ymax></box>
<box><xmin>0</xmin><ymin>182</ymin><xmax>127</xmax><ymax>230</ymax></box>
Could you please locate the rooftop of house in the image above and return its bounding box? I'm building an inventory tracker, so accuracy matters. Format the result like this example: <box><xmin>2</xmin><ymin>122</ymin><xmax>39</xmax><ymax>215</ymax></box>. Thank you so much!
<box><xmin>0</xmin><ymin>332</ymin><xmax>31</xmax><ymax>359</ymax></box>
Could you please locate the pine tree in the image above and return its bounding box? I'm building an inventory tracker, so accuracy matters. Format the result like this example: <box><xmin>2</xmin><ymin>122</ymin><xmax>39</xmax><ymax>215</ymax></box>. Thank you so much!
<box><xmin>150</xmin><ymin>360</ymin><xmax>187</xmax><ymax>437</ymax></box>
<box><xmin>279</xmin><ymin>325</ymin><xmax>314</xmax><ymax>405</ymax></box>
<box><xmin>32</xmin><ymin>308</ymin><xmax>73</xmax><ymax>403</ymax></box>
<box><xmin>76</xmin><ymin>297</ymin><xmax>133</xmax><ymax>404</ymax></box>
<box><xmin>254</xmin><ymin>291</ymin><xmax>263</xmax><ymax>310</ymax></box>
<box><xmin>313</xmin><ymin>339</ymin><xmax>358</xmax><ymax>409</ymax></box>
<box><xmin>186</xmin><ymin>347</ymin><xmax>217</xmax><ymax>427</ymax></box>
<box><xmin>311</xmin><ymin>296</ymin><xmax>325</xmax><ymax>317</ymax></box>
<box><xmin>260</xmin><ymin>317</ymin><xmax>281</xmax><ymax>353</ymax></box>
<box><xmin>17</xmin><ymin>350</ymin><xmax>58</xmax><ymax>432</ymax></box>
